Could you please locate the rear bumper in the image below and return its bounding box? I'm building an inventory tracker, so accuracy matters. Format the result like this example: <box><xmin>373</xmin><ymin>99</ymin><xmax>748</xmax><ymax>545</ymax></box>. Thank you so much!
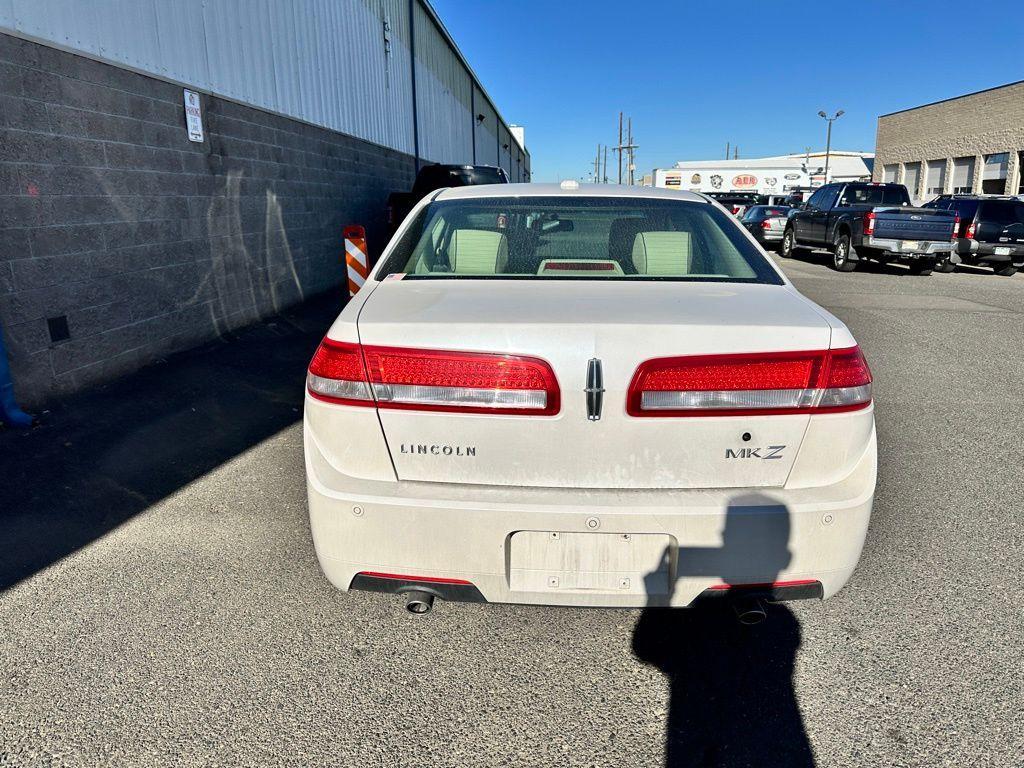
<box><xmin>957</xmin><ymin>239</ymin><xmax>1024</xmax><ymax>265</ymax></box>
<box><xmin>755</xmin><ymin>230</ymin><xmax>784</xmax><ymax>244</ymax></box>
<box><xmin>865</xmin><ymin>236</ymin><xmax>953</xmax><ymax>257</ymax></box>
<box><xmin>305</xmin><ymin>422</ymin><xmax>876</xmax><ymax>608</ymax></box>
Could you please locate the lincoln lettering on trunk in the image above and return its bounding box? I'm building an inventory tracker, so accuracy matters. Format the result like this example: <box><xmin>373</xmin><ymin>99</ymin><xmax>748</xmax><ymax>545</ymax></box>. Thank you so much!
<box><xmin>400</xmin><ymin>444</ymin><xmax>477</xmax><ymax>457</ymax></box>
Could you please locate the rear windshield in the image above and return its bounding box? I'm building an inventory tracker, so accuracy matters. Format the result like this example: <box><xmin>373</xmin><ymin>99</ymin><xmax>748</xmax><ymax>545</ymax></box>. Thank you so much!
<box><xmin>379</xmin><ymin>197</ymin><xmax>783</xmax><ymax>284</ymax></box>
<box><xmin>979</xmin><ymin>200</ymin><xmax>1024</xmax><ymax>225</ymax></box>
<box><xmin>841</xmin><ymin>185</ymin><xmax>911</xmax><ymax>206</ymax></box>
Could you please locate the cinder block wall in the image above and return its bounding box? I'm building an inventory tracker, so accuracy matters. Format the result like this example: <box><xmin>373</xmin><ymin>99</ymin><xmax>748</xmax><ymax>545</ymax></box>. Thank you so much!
<box><xmin>872</xmin><ymin>82</ymin><xmax>1024</xmax><ymax>197</ymax></box>
<box><xmin>0</xmin><ymin>33</ymin><xmax>415</xmax><ymax>405</ymax></box>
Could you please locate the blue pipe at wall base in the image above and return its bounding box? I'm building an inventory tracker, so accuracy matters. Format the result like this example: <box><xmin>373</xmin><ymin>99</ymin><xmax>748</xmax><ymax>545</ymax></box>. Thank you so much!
<box><xmin>0</xmin><ymin>324</ymin><xmax>35</xmax><ymax>428</ymax></box>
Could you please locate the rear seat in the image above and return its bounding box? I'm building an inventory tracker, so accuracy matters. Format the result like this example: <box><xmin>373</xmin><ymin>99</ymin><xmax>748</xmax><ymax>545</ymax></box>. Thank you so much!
<box><xmin>632</xmin><ymin>231</ymin><xmax>693</xmax><ymax>275</ymax></box>
<box><xmin>450</xmin><ymin>229</ymin><xmax>509</xmax><ymax>274</ymax></box>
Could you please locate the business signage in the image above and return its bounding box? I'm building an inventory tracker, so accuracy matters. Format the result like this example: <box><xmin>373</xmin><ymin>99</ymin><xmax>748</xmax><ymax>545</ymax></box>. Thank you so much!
<box><xmin>732</xmin><ymin>174</ymin><xmax>758</xmax><ymax>188</ymax></box>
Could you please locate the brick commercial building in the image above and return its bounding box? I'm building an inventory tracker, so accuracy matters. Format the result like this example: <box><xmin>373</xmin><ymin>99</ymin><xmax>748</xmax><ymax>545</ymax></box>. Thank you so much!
<box><xmin>873</xmin><ymin>80</ymin><xmax>1024</xmax><ymax>202</ymax></box>
<box><xmin>0</xmin><ymin>0</ymin><xmax>528</xmax><ymax>406</ymax></box>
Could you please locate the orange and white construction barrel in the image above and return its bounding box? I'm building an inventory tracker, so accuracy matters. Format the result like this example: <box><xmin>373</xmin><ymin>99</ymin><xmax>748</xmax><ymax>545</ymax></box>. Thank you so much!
<box><xmin>343</xmin><ymin>225</ymin><xmax>369</xmax><ymax>296</ymax></box>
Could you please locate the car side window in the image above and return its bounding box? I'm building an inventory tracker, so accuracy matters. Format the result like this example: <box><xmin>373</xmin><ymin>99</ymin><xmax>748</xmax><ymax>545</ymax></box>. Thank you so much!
<box><xmin>818</xmin><ymin>186</ymin><xmax>840</xmax><ymax>211</ymax></box>
<box><xmin>805</xmin><ymin>188</ymin><xmax>826</xmax><ymax>210</ymax></box>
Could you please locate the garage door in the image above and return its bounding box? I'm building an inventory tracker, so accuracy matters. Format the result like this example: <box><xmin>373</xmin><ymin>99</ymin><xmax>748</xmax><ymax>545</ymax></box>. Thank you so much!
<box><xmin>952</xmin><ymin>156</ymin><xmax>975</xmax><ymax>193</ymax></box>
<box><xmin>925</xmin><ymin>160</ymin><xmax>946</xmax><ymax>196</ymax></box>
<box><xmin>903</xmin><ymin>162</ymin><xmax>921</xmax><ymax>198</ymax></box>
<box><xmin>982</xmin><ymin>153</ymin><xmax>1008</xmax><ymax>194</ymax></box>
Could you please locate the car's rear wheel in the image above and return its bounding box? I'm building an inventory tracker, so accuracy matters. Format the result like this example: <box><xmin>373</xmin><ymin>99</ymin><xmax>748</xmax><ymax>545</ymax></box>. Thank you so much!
<box><xmin>993</xmin><ymin>264</ymin><xmax>1018</xmax><ymax>277</ymax></box>
<box><xmin>832</xmin><ymin>234</ymin><xmax>857</xmax><ymax>272</ymax></box>
<box><xmin>780</xmin><ymin>229</ymin><xmax>799</xmax><ymax>258</ymax></box>
<box><xmin>934</xmin><ymin>257</ymin><xmax>956</xmax><ymax>273</ymax></box>
<box><xmin>908</xmin><ymin>260</ymin><xmax>934</xmax><ymax>276</ymax></box>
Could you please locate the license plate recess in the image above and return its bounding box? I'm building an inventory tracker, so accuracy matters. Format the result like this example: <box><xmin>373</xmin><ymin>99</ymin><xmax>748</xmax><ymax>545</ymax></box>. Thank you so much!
<box><xmin>509</xmin><ymin>531</ymin><xmax>672</xmax><ymax>594</ymax></box>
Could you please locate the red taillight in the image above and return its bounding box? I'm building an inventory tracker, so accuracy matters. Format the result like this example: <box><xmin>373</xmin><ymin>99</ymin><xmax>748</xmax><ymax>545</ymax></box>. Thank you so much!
<box><xmin>307</xmin><ymin>339</ymin><xmax>374</xmax><ymax>406</ymax></box>
<box><xmin>952</xmin><ymin>215</ymin><xmax>960</xmax><ymax>242</ymax></box>
<box><xmin>626</xmin><ymin>346</ymin><xmax>872</xmax><ymax>417</ymax></box>
<box><xmin>863</xmin><ymin>211</ymin><xmax>876</xmax><ymax>237</ymax></box>
<box><xmin>307</xmin><ymin>340</ymin><xmax>560</xmax><ymax>415</ymax></box>
<box><xmin>731</xmin><ymin>205</ymin><xmax>741</xmax><ymax>215</ymax></box>
<box><xmin>761</xmin><ymin>219</ymin><xmax>772</xmax><ymax>230</ymax></box>
<box><xmin>965</xmin><ymin>220</ymin><xmax>975</xmax><ymax>239</ymax></box>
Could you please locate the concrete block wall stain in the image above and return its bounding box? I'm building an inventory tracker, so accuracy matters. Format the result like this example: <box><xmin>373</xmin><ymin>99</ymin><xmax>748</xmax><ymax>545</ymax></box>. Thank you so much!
<box><xmin>0</xmin><ymin>33</ymin><xmax>416</xmax><ymax>406</ymax></box>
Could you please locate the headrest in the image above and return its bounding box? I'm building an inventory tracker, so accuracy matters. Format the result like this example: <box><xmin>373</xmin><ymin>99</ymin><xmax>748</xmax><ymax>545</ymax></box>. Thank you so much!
<box><xmin>632</xmin><ymin>231</ymin><xmax>693</xmax><ymax>275</ymax></box>
<box><xmin>450</xmin><ymin>229</ymin><xmax>508</xmax><ymax>274</ymax></box>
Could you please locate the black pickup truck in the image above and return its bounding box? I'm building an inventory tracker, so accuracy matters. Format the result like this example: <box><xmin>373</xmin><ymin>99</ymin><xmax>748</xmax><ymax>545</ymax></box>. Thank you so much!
<box><xmin>781</xmin><ymin>182</ymin><xmax>957</xmax><ymax>275</ymax></box>
<box><xmin>386</xmin><ymin>164</ymin><xmax>508</xmax><ymax>234</ymax></box>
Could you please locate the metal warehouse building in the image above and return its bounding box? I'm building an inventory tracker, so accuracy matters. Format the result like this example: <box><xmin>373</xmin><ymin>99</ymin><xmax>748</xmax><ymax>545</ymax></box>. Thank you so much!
<box><xmin>0</xmin><ymin>0</ymin><xmax>528</xmax><ymax>405</ymax></box>
<box><xmin>873</xmin><ymin>80</ymin><xmax>1024</xmax><ymax>202</ymax></box>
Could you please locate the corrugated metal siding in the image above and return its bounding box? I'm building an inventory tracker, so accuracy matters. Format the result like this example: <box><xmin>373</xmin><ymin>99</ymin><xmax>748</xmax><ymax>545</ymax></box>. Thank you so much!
<box><xmin>1</xmin><ymin>0</ymin><xmax>527</xmax><ymax>168</ymax></box>
<box><xmin>473</xmin><ymin>88</ymin><xmax>499</xmax><ymax>167</ymax></box>
<box><xmin>413</xmin><ymin>0</ymin><xmax>471</xmax><ymax>164</ymax></box>
<box><xmin>498</xmin><ymin>124</ymin><xmax>512</xmax><ymax>176</ymax></box>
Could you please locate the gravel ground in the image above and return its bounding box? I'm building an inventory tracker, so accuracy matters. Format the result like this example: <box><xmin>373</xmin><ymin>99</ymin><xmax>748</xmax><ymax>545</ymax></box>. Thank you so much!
<box><xmin>1</xmin><ymin>257</ymin><xmax>1022</xmax><ymax>767</ymax></box>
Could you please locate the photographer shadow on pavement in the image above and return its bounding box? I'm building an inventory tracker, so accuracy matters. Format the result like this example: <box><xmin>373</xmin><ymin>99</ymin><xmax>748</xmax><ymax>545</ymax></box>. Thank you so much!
<box><xmin>632</xmin><ymin>494</ymin><xmax>814</xmax><ymax>768</ymax></box>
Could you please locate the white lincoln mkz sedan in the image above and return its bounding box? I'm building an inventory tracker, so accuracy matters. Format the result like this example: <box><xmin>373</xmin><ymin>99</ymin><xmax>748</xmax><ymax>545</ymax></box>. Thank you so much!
<box><xmin>304</xmin><ymin>184</ymin><xmax>876</xmax><ymax>614</ymax></box>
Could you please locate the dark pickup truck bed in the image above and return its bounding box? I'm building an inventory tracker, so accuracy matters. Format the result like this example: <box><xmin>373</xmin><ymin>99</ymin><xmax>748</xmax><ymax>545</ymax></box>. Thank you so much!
<box><xmin>782</xmin><ymin>182</ymin><xmax>956</xmax><ymax>275</ymax></box>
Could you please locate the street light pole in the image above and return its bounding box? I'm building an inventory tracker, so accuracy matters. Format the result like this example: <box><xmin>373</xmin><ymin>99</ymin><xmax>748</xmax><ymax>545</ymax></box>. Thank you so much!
<box><xmin>817</xmin><ymin>109</ymin><xmax>844</xmax><ymax>184</ymax></box>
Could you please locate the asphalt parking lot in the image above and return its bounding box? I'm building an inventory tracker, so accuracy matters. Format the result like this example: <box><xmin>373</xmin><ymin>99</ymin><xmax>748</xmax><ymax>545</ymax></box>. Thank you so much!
<box><xmin>1</xmin><ymin>254</ymin><xmax>1022</xmax><ymax>768</ymax></box>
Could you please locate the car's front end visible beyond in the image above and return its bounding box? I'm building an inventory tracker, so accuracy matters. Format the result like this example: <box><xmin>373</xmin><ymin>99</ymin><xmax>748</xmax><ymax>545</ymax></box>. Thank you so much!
<box><xmin>304</xmin><ymin>184</ymin><xmax>877</xmax><ymax>610</ymax></box>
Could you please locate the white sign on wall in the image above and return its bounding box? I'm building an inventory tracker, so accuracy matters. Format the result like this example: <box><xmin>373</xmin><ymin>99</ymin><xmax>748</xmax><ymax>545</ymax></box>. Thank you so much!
<box><xmin>183</xmin><ymin>89</ymin><xmax>204</xmax><ymax>142</ymax></box>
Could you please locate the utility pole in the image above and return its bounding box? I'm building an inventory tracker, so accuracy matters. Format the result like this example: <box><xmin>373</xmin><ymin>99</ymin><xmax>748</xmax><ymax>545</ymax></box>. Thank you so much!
<box><xmin>594</xmin><ymin>144</ymin><xmax>601</xmax><ymax>183</ymax></box>
<box><xmin>617</xmin><ymin>112</ymin><xmax>623</xmax><ymax>184</ymax></box>
<box><xmin>734</xmin><ymin>146</ymin><xmax>739</xmax><ymax>160</ymax></box>
<box><xmin>602</xmin><ymin>145</ymin><xmax>608</xmax><ymax>183</ymax></box>
<box><xmin>726</xmin><ymin>142</ymin><xmax>730</xmax><ymax>161</ymax></box>
<box><xmin>627</xmin><ymin>118</ymin><xmax>634</xmax><ymax>185</ymax></box>
<box><xmin>818</xmin><ymin>109</ymin><xmax>845</xmax><ymax>183</ymax></box>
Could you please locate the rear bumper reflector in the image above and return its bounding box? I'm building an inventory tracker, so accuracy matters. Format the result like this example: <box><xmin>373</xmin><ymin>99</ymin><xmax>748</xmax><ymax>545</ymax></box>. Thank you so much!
<box><xmin>350</xmin><ymin>572</ymin><xmax>486</xmax><ymax>603</ymax></box>
<box><xmin>700</xmin><ymin>579</ymin><xmax>824</xmax><ymax>602</ymax></box>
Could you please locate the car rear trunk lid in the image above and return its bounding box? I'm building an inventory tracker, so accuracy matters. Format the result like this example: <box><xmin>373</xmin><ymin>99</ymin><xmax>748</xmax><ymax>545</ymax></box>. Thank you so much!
<box><xmin>355</xmin><ymin>280</ymin><xmax>833</xmax><ymax>489</ymax></box>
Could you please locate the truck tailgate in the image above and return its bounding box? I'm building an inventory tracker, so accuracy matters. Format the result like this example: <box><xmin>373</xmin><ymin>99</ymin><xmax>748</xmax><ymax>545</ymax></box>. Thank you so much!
<box><xmin>872</xmin><ymin>207</ymin><xmax>956</xmax><ymax>241</ymax></box>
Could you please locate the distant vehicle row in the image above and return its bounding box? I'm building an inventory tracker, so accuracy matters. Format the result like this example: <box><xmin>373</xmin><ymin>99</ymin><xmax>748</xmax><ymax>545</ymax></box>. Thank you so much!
<box><xmin>923</xmin><ymin>195</ymin><xmax>1024</xmax><ymax>277</ymax></box>
<box><xmin>779</xmin><ymin>182</ymin><xmax>957</xmax><ymax>276</ymax></box>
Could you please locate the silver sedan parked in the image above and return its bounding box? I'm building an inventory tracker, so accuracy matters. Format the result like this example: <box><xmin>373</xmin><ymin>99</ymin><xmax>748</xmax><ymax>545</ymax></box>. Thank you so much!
<box><xmin>740</xmin><ymin>205</ymin><xmax>792</xmax><ymax>250</ymax></box>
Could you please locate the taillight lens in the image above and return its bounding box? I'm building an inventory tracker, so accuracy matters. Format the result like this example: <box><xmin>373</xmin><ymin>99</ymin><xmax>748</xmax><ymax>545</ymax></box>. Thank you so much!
<box><xmin>952</xmin><ymin>215</ymin><xmax>960</xmax><ymax>242</ymax></box>
<box><xmin>626</xmin><ymin>346</ymin><xmax>872</xmax><ymax>417</ymax></box>
<box><xmin>307</xmin><ymin>340</ymin><xmax>560</xmax><ymax>415</ymax></box>
<box><xmin>965</xmin><ymin>221</ymin><xmax>975</xmax><ymax>239</ymax></box>
<box><xmin>760</xmin><ymin>219</ymin><xmax>772</xmax><ymax>230</ymax></box>
<box><xmin>307</xmin><ymin>339</ymin><xmax>374</xmax><ymax>406</ymax></box>
<box><xmin>863</xmin><ymin>211</ymin><xmax>876</xmax><ymax>237</ymax></box>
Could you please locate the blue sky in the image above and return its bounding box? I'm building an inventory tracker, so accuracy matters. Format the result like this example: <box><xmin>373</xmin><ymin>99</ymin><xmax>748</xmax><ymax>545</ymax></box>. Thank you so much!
<box><xmin>431</xmin><ymin>0</ymin><xmax>1024</xmax><ymax>182</ymax></box>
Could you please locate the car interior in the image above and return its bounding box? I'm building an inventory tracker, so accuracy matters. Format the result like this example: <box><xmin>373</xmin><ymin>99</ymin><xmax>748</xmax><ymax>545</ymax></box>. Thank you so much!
<box><xmin>403</xmin><ymin>203</ymin><xmax>762</xmax><ymax>280</ymax></box>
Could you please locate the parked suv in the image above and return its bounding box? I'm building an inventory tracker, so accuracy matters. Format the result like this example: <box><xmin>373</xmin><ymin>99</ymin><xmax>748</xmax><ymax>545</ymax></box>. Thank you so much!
<box><xmin>782</xmin><ymin>182</ymin><xmax>957</xmax><ymax>275</ymax></box>
<box><xmin>923</xmin><ymin>195</ymin><xmax>1024</xmax><ymax>277</ymax></box>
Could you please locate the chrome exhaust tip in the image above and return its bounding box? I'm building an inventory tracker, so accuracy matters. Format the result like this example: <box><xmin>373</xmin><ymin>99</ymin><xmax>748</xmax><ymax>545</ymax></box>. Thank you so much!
<box><xmin>404</xmin><ymin>590</ymin><xmax>435</xmax><ymax>615</ymax></box>
<box><xmin>732</xmin><ymin>596</ymin><xmax>767</xmax><ymax>625</ymax></box>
